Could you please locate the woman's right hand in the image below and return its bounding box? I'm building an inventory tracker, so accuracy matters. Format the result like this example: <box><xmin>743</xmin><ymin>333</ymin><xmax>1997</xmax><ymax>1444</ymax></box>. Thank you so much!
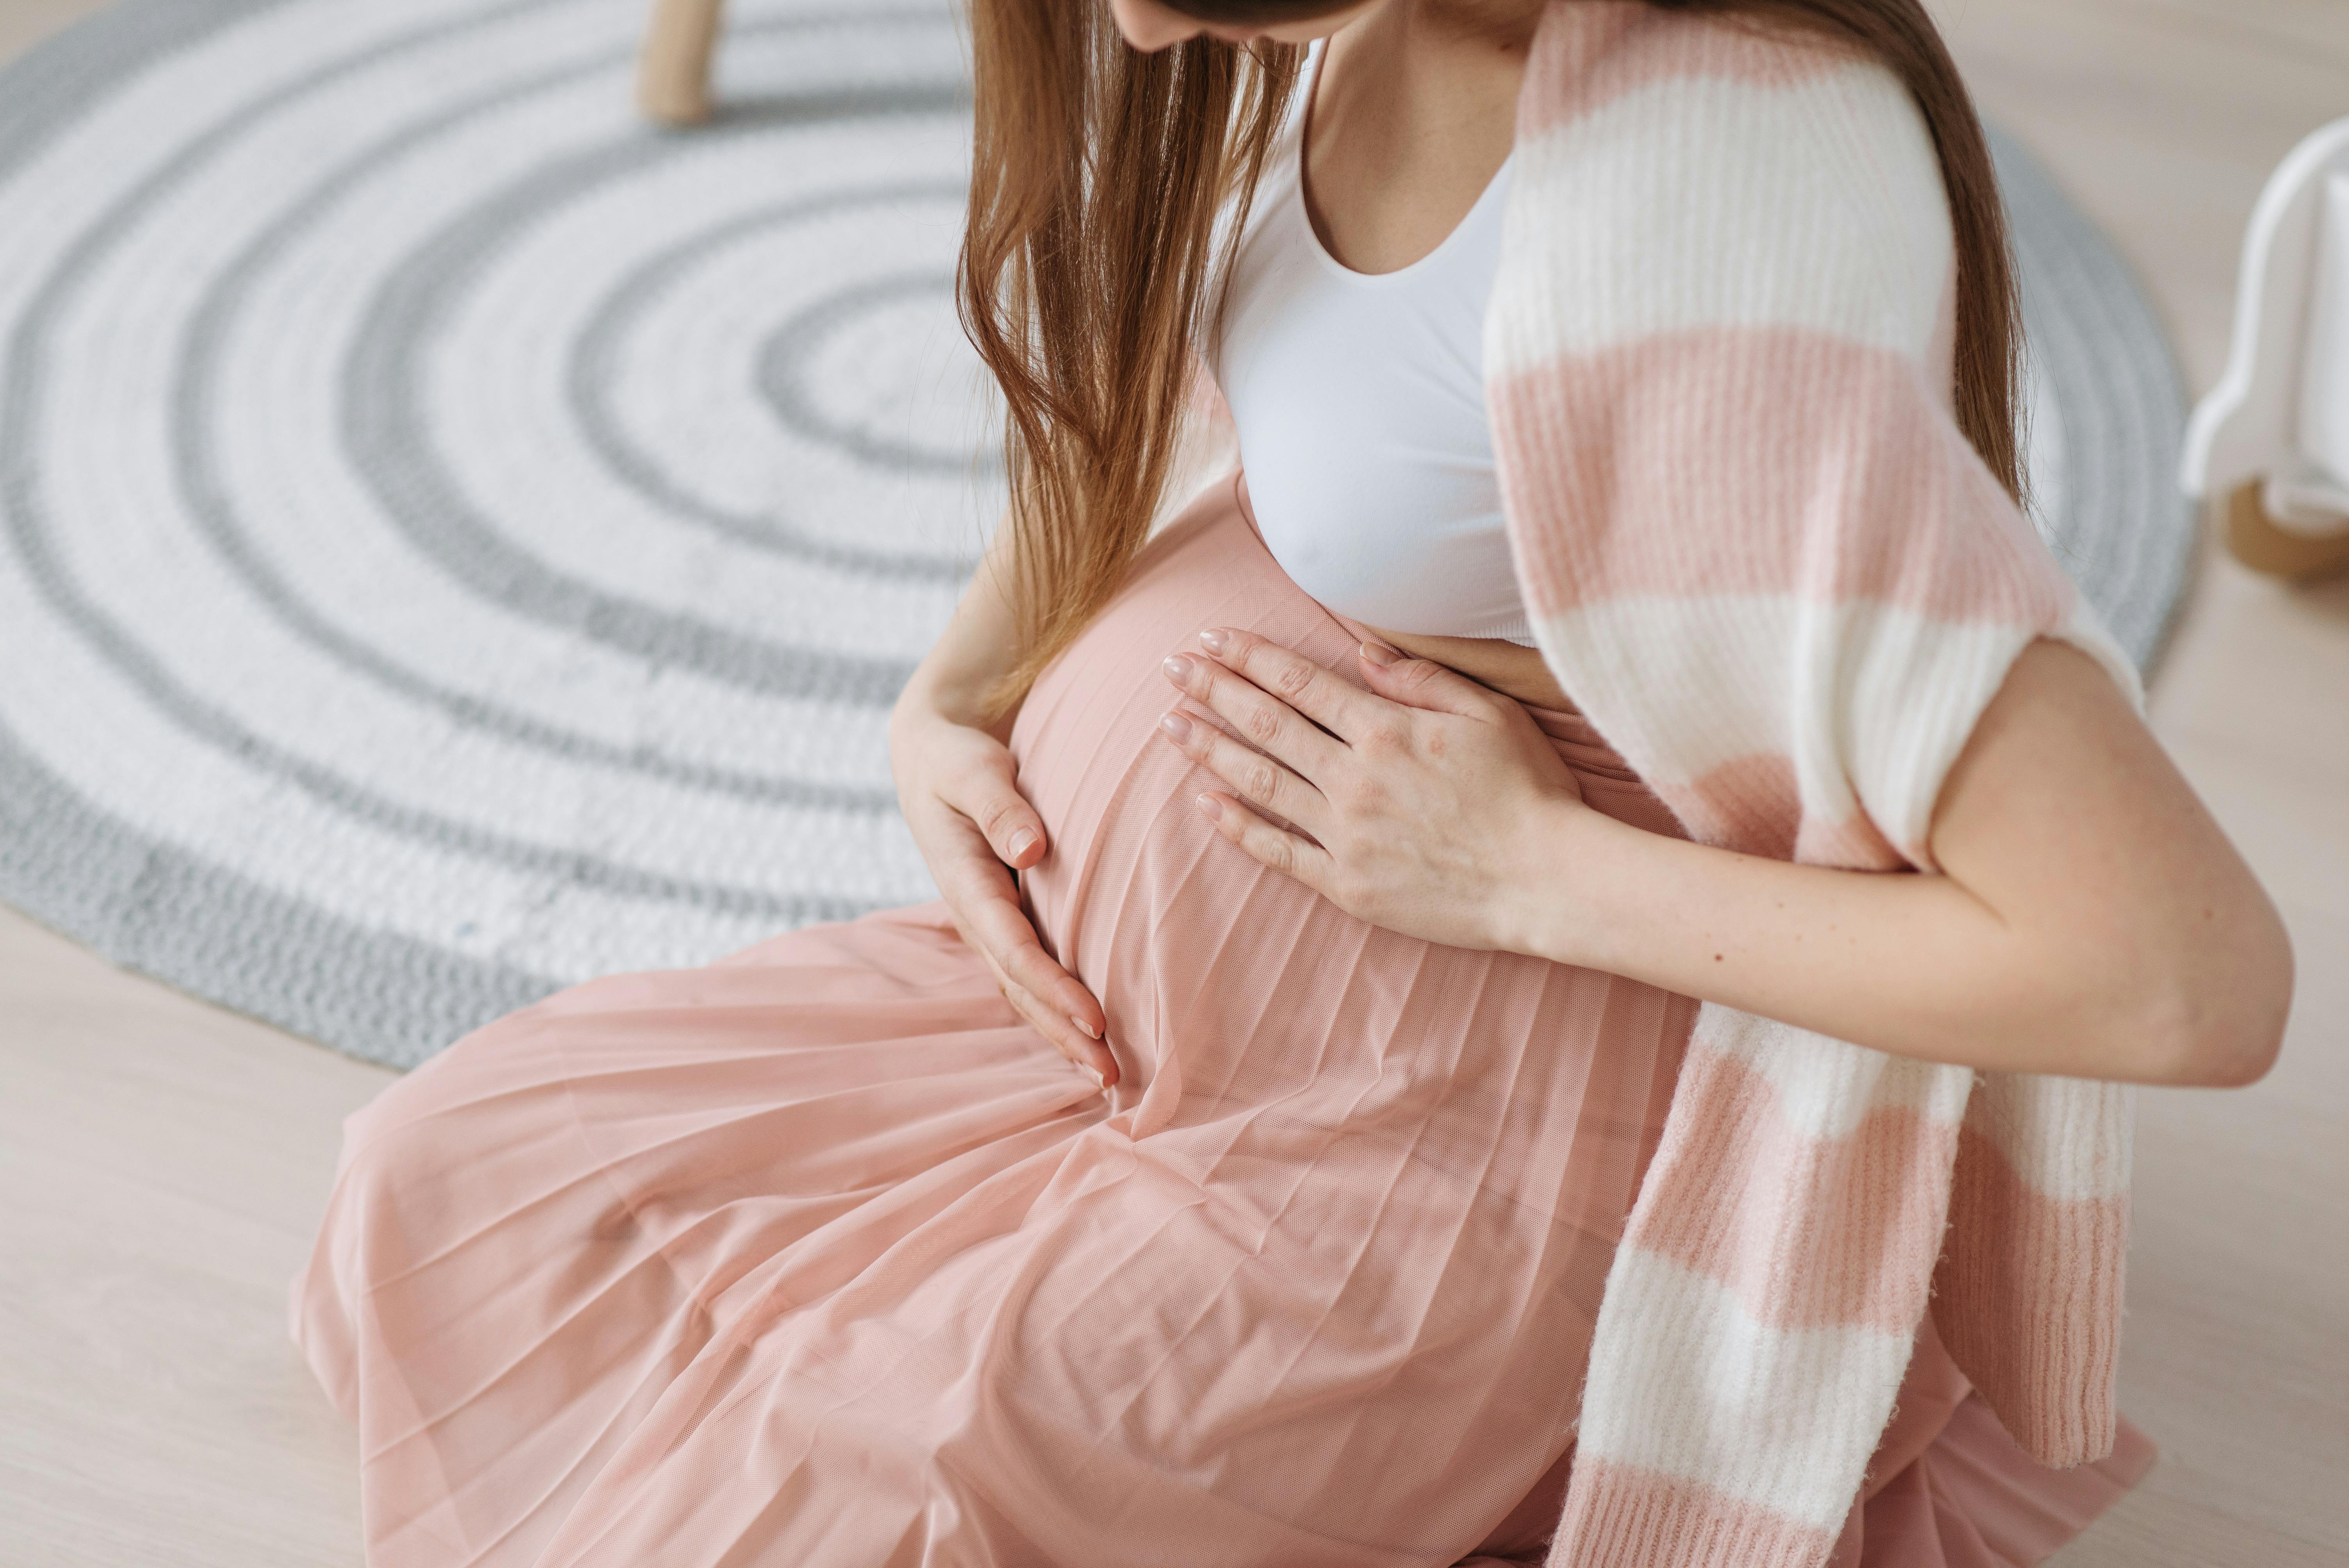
<box><xmin>889</xmin><ymin>701</ymin><xmax>1116</xmax><ymax>1089</ymax></box>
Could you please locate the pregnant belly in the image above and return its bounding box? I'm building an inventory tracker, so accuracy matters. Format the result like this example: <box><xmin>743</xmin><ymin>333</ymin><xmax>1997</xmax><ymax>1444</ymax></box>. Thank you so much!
<box><xmin>1008</xmin><ymin>474</ymin><xmax>1691</xmax><ymax>1194</ymax></box>
<box><xmin>985</xmin><ymin>477</ymin><xmax>1700</xmax><ymax>1558</ymax></box>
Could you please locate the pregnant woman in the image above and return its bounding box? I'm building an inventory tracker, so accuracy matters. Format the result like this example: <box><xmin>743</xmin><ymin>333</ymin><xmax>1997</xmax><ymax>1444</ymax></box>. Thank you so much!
<box><xmin>290</xmin><ymin>0</ymin><xmax>2293</xmax><ymax>1563</ymax></box>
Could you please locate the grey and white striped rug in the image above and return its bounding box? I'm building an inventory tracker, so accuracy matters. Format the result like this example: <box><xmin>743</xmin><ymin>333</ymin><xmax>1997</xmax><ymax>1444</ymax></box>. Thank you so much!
<box><xmin>0</xmin><ymin>0</ymin><xmax>2193</xmax><ymax>1069</ymax></box>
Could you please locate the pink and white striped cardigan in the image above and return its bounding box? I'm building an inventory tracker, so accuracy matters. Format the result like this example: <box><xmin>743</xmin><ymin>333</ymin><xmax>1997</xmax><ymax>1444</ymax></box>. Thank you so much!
<box><xmin>1456</xmin><ymin>7</ymin><xmax>2144</xmax><ymax>1566</ymax></box>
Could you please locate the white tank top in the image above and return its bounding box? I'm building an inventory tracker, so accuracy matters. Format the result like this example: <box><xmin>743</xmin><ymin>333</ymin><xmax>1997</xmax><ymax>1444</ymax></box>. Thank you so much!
<box><xmin>1210</xmin><ymin>39</ymin><xmax>1533</xmax><ymax>646</ymax></box>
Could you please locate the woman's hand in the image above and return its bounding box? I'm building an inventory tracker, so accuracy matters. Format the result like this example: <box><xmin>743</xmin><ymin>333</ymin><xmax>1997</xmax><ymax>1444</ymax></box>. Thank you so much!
<box><xmin>1156</xmin><ymin>628</ymin><xmax>1589</xmax><ymax>954</ymax></box>
<box><xmin>888</xmin><ymin>700</ymin><xmax>1115</xmax><ymax>1089</ymax></box>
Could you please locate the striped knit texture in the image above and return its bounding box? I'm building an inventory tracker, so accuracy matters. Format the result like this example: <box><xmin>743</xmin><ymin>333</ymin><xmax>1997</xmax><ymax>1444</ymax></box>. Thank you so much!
<box><xmin>1477</xmin><ymin>8</ymin><xmax>2143</xmax><ymax>1564</ymax></box>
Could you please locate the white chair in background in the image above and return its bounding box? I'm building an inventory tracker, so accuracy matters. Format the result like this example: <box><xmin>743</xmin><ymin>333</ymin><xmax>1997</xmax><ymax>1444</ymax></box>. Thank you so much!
<box><xmin>2184</xmin><ymin>116</ymin><xmax>2349</xmax><ymax>579</ymax></box>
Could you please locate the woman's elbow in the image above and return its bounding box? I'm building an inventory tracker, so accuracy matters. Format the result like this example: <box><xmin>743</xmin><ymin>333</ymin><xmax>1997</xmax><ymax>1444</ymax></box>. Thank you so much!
<box><xmin>2130</xmin><ymin>893</ymin><xmax>2295</xmax><ymax>1089</ymax></box>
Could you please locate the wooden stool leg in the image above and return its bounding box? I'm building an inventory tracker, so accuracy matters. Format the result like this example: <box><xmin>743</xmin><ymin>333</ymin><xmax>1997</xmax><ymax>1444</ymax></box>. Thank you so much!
<box><xmin>2221</xmin><ymin>480</ymin><xmax>2349</xmax><ymax>580</ymax></box>
<box><xmin>638</xmin><ymin>0</ymin><xmax>729</xmax><ymax>127</ymax></box>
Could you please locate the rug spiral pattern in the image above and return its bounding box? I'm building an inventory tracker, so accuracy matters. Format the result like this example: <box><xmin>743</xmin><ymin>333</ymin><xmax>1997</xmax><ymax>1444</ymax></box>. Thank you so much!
<box><xmin>0</xmin><ymin>0</ymin><xmax>2193</xmax><ymax>1067</ymax></box>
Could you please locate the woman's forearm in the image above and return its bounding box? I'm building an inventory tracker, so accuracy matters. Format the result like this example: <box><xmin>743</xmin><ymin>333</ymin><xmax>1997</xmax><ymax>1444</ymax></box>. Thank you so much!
<box><xmin>893</xmin><ymin>516</ymin><xmax>1026</xmax><ymax>739</ymax></box>
<box><xmin>1513</xmin><ymin>807</ymin><xmax>2110</xmax><ymax>1077</ymax></box>
<box><xmin>1509</xmin><ymin>641</ymin><xmax>2292</xmax><ymax>1088</ymax></box>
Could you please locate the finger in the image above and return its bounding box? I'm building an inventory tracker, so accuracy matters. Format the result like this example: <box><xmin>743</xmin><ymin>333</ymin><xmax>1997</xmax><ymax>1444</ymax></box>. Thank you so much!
<box><xmin>996</xmin><ymin>967</ymin><xmax>1113</xmax><ymax>1089</ymax></box>
<box><xmin>1162</xmin><ymin>649</ymin><xmax>1342</xmax><ymax>781</ymax></box>
<box><xmin>951</xmin><ymin>865</ymin><xmax>1112</xmax><ymax>1067</ymax></box>
<box><xmin>1356</xmin><ymin>640</ymin><xmax>1502</xmax><ymax>719</ymax></box>
<box><xmin>1157</xmin><ymin>709</ymin><xmax>1324</xmax><ymax>830</ymax></box>
<box><xmin>919</xmin><ymin>807</ymin><xmax>1109</xmax><ymax>1048</ymax></box>
<box><xmin>1194</xmin><ymin>790</ymin><xmax>1333</xmax><ymax>889</ymax></box>
<box><xmin>980</xmin><ymin>944</ymin><xmax>1118</xmax><ymax>1089</ymax></box>
<box><xmin>939</xmin><ymin>754</ymin><xmax>1049</xmax><ymax>869</ymax></box>
<box><xmin>992</xmin><ymin>965</ymin><xmax>1117</xmax><ymax>1091</ymax></box>
<box><xmin>1196</xmin><ymin>627</ymin><xmax>1384</xmax><ymax>740</ymax></box>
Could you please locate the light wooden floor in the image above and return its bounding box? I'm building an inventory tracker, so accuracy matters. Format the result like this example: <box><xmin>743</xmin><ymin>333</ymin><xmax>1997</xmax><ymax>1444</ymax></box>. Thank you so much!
<box><xmin>1</xmin><ymin>0</ymin><xmax>2343</xmax><ymax>1562</ymax></box>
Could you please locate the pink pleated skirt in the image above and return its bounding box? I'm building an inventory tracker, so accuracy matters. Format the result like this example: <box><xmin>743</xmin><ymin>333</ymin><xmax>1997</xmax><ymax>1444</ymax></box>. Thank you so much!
<box><xmin>289</xmin><ymin>481</ymin><xmax>2154</xmax><ymax>1566</ymax></box>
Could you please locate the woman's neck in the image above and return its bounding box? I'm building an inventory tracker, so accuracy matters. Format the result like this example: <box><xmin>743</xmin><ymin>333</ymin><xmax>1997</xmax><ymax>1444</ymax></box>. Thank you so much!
<box><xmin>1302</xmin><ymin>0</ymin><xmax>1538</xmax><ymax>275</ymax></box>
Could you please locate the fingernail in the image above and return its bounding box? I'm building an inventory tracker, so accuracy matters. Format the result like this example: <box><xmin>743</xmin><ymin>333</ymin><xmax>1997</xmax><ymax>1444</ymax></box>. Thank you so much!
<box><xmin>1195</xmin><ymin>792</ymin><xmax>1222</xmax><ymax>821</ymax></box>
<box><xmin>1163</xmin><ymin>654</ymin><xmax>1194</xmax><ymax>683</ymax></box>
<box><xmin>1158</xmin><ymin>711</ymin><xmax>1192</xmax><ymax>744</ymax></box>
<box><xmin>1087</xmin><ymin>1066</ymin><xmax>1107</xmax><ymax>1092</ymax></box>
<box><xmin>1198</xmin><ymin>628</ymin><xmax>1228</xmax><ymax>655</ymax></box>
<box><xmin>1007</xmin><ymin>828</ymin><xmax>1037</xmax><ymax>859</ymax></box>
<box><xmin>1359</xmin><ymin>640</ymin><xmax>1399</xmax><ymax>666</ymax></box>
<box><xmin>1070</xmin><ymin>1014</ymin><xmax>1100</xmax><ymax>1040</ymax></box>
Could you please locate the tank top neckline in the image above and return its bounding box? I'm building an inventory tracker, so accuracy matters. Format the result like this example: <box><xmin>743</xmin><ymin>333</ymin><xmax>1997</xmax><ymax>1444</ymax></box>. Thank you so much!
<box><xmin>1290</xmin><ymin>35</ymin><xmax>1517</xmax><ymax>287</ymax></box>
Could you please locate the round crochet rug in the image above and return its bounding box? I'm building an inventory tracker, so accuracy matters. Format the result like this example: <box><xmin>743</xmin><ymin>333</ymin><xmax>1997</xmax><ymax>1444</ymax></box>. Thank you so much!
<box><xmin>0</xmin><ymin>0</ymin><xmax>2194</xmax><ymax>1068</ymax></box>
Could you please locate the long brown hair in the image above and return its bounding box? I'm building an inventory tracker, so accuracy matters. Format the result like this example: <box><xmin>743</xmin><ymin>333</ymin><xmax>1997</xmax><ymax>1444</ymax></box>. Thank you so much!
<box><xmin>957</xmin><ymin>0</ymin><xmax>2024</xmax><ymax>709</ymax></box>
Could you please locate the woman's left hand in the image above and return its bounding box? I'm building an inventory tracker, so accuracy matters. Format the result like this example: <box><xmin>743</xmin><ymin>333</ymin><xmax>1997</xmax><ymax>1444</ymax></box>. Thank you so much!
<box><xmin>1157</xmin><ymin>627</ymin><xmax>1590</xmax><ymax>954</ymax></box>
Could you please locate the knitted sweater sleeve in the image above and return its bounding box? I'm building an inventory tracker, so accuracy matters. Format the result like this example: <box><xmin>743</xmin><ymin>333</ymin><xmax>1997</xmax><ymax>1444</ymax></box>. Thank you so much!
<box><xmin>1487</xmin><ymin>8</ymin><xmax>2140</xmax><ymax>873</ymax></box>
<box><xmin>1486</xmin><ymin>11</ymin><xmax>2138</xmax><ymax>1566</ymax></box>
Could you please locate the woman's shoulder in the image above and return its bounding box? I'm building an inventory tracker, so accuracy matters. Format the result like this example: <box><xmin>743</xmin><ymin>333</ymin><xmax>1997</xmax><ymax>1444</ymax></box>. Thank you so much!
<box><xmin>1519</xmin><ymin>0</ymin><xmax>1908</xmax><ymax>132</ymax></box>
<box><xmin>1498</xmin><ymin>0</ymin><xmax>1953</xmax><ymax>368</ymax></box>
